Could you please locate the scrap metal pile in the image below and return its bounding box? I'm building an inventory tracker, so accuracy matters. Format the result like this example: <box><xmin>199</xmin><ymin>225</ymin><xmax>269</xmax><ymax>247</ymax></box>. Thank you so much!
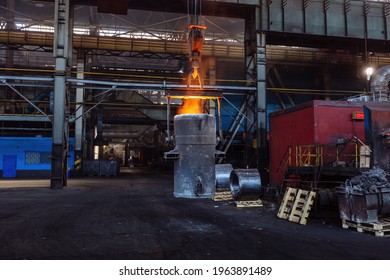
<box><xmin>337</xmin><ymin>167</ymin><xmax>390</xmax><ymax>223</ymax></box>
<box><xmin>346</xmin><ymin>167</ymin><xmax>390</xmax><ymax>193</ymax></box>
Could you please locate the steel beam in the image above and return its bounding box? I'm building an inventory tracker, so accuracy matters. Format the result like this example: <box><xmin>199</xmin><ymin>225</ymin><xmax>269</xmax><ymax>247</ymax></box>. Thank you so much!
<box><xmin>0</xmin><ymin>80</ymin><xmax>50</xmax><ymax>117</ymax></box>
<box><xmin>217</xmin><ymin>100</ymin><xmax>247</xmax><ymax>164</ymax></box>
<box><xmin>74</xmin><ymin>55</ymin><xmax>85</xmax><ymax>176</ymax></box>
<box><xmin>0</xmin><ymin>115</ymin><xmax>51</xmax><ymax>122</ymax></box>
<box><xmin>0</xmin><ymin>29</ymin><xmax>244</xmax><ymax>59</ymax></box>
<box><xmin>51</xmin><ymin>0</ymin><xmax>71</xmax><ymax>189</ymax></box>
<box><xmin>262</xmin><ymin>0</ymin><xmax>390</xmax><ymax>41</ymax></box>
<box><xmin>75</xmin><ymin>59</ymin><xmax>84</xmax><ymax>152</ymax></box>
<box><xmin>273</xmin><ymin>67</ymin><xmax>295</xmax><ymax>107</ymax></box>
<box><xmin>256</xmin><ymin>31</ymin><xmax>267</xmax><ymax>149</ymax></box>
<box><xmin>5</xmin><ymin>0</ymin><xmax>15</xmax><ymax>103</ymax></box>
<box><xmin>0</xmin><ymin>76</ymin><xmax>54</xmax><ymax>82</ymax></box>
<box><xmin>244</xmin><ymin>6</ymin><xmax>257</xmax><ymax>168</ymax></box>
<box><xmin>245</xmin><ymin>7</ymin><xmax>267</xmax><ymax>161</ymax></box>
<box><xmin>0</xmin><ymin>75</ymin><xmax>256</xmax><ymax>94</ymax></box>
<box><xmin>67</xmin><ymin>78</ymin><xmax>256</xmax><ymax>92</ymax></box>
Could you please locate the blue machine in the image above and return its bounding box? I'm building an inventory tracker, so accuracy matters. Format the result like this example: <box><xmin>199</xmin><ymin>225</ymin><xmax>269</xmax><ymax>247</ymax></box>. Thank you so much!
<box><xmin>0</xmin><ymin>137</ymin><xmax>74</xmax><ymax>178</ymax></box>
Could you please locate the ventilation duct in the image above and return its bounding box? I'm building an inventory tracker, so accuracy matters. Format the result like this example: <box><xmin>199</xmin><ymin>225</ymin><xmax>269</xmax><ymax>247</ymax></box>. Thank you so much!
<box><xmin>370</xmin><ymin>65</ymin><xmax>390</xmax><ymax>92</ymax></box>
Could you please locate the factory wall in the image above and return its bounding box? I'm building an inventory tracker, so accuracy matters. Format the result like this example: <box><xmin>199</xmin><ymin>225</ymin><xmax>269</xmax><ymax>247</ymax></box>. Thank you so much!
<box><xmin>269</xmin><ymin>100</ymin><xmax>366</xmax><ymax>187</ymax></box>
<box><xmin>0</xmin><ymin>137</ymin><xmax>75</xmax><ymax>178</ymax></box>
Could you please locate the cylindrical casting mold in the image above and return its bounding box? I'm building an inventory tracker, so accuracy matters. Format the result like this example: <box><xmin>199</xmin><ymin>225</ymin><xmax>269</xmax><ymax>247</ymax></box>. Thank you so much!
<box><xmin>230</xmin><ymin>169</ymin><xmax>262</xmax><ymax>201</ymax></box>
<box><xmin>173</xmin><ymin>114</ymin><xmax>216</xmax><ymax>198</ymax></box>
<box><xmin>215</xmin><ymin>164</ymin><xmax>233</xmax><ymax>191</ymax></box>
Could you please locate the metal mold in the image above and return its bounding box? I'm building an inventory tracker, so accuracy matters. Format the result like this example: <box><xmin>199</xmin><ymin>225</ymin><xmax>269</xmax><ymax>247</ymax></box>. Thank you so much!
<box><xmin>337</xmin><ymin>168</ymin><xmax>390</xmax><ymax>223</ymax></box>
<box><xmin>215</xmin><ymin>164</ymin><xmax>233</xmax><ymax>191</ymax></box>
<box><xmin>230</xmin><ymin>169</ymin><xmax>262</xmax><ymax>201</ymax></box>
<box><xmin>336</xmin><ymin>189</ymin><xmax>379</xmax><ymax>223</ymax></box>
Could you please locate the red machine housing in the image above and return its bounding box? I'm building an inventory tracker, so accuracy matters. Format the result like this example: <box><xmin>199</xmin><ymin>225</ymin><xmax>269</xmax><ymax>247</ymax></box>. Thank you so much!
<box><xmin>269</xmin><ymin>100</ymin><xmax>366</xmax><ymax>187</ymax></box>
<box><xmin>364</xmin><ymin>103</ymin><xmax>390</xmax><ymax>172</ymax></box>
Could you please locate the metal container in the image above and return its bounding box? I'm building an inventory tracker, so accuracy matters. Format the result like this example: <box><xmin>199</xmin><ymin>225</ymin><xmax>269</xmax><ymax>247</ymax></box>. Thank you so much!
<box><xmin>336</xmin><ymin>189</ymin><xmax>379</xmax><ymax>223</ymax></box>
<box><xmin>350</xmin><ymin>192</ymin><xmax>379</xmax><ymax>223</ymax></box>
<box><xmin>379</xmin><ymin>188</ymin><xmax>390</xmax><ymax>214</ymax></box>
<box><xmin>230</xmin><ymin>169</ymin><xmax>262</xmax><ymax>201</ymax></box>
<box><xmin>337</xmin><ymin>189</ymin><xmax>390</xmax><ymax>223</ymax></box>
<box><xmin>337</xmin><ymin>168</ymin><xmax>390</xmax><ymax>223</ymax></box>
<box><xmin>335</xmin><ymin>187</ymin><xmax>352</xmax><ymax>221</ymax></box>
<box><xmin>165</xmin><ymin>114</ymin><xmax>217</xmax><ymax>198</ymax></box>
<box><xmin>215</xmin><ymin>164</ymin><xmax>233</xmax><ymax>191</ymax></box>
<box><xmin>364</xmin><ymin>103</ymin><xmax>390</xmax><ymax>172</ymax></box>
<box><xmin>83</xmin><ymin>160</ymin><xmax>120</xmax><ymax>177</ymax></box>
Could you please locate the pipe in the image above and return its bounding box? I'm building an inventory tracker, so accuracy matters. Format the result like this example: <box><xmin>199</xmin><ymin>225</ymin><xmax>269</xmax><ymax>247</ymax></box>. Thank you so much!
<box><xmin>102</xmin><ymin>132</ymin><xmax>142</xmax><ymax>138</ymax></box>
<box><xmin>370</xmin><ymin>65</ymin><xmax>390</xmax><ymax>92</ymax></box>
<box><xmin>230</xmin><ymin>169</ymin><xmax>262</xmax><ymax>201</ymax></box>
<box><xmin>0</xmin><ymin>75</ymin><xmax>54</xmax><ymax>82</ymax></box>
<box><xmin>0</xmin><ymin>75</ymin><xmax>256</xmax><ymax>92</ymax></box>
<box><xmin>67</xmin><ymin>78</ymin><xmax>256</xmax><ymax>91</ymax></box>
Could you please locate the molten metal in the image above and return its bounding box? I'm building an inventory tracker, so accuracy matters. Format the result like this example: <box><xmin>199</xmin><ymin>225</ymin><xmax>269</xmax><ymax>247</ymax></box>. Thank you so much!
<box><xmin>178</xmin><ymin>98</ymin><xmax>203</xmax><ymax>115</ymax></box>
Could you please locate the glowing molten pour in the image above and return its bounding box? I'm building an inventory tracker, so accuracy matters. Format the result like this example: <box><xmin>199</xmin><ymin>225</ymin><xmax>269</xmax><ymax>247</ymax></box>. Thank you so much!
<box><xmin>178</xmin><ymin>98</ymin><xmax>203</xmax><ymax>115</ymax></box>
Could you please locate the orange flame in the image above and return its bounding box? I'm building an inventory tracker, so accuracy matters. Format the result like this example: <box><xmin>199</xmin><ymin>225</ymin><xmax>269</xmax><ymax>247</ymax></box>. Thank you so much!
<box><xmin>178</xmin><ymin>98</ymin><xmax>203</xmax><ymax>115</ymax></box>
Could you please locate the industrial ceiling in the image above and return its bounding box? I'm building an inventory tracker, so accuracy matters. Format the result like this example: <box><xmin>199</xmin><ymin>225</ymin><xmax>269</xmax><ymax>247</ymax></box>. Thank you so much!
<box><xmin>2</xmin><ymin>0</ymin><xmax>390</xmax><ymax>183</ymax></box>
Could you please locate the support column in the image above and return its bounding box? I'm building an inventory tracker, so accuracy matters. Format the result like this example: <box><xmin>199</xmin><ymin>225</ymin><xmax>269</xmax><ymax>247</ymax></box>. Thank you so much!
<box><xmin>74</xmin><ymin>51</ymin><xmax>85</xmax><ymax>176</ymax></box>
<box><xmin>206</xmin><ymin>57</ymin><xmax>223</xmax><ymax>145</ymax></box>
<box><xmin>5</xmin><ymin>0</ymin><xmax>15</xmax><ymax>110</ymax></box>
<box><xmin>256</xmin><ymin>31</ymin><xmax>267</xmax><ymax>149</ymax></box>
<box><xmin>94</xmin><ymin>108</ymin><xmax>105</xmax><ymax>160</ymax></box>
<box><xmin>244</xmin><ymin>8</ymin><xmax>258</xmax><ymax>168</ymax></box>
<box><xmin>245</xmin><ymin>7</ymin><xmax>268</xmax><ymax>179</ymax></box>
<box><xmin>51</xmin><ymin>0</ymin><xmax>72</xmax><ymax>189</ymax></box>
<box><xmin>207</xmin><ymin>56</ymin><xmax>217</xmax><ymax>116</ymax></box>
<box><xmin>256</xmin><ymin>10</ymin><xmax>269</xmax><ymax>183</ymax></box>
<box><xmin>124</xmin><ymin>143</ymin><xmax>130</xmax><ymax>167</ymax></box>
<box><xmin>256</xmin><ymin>31</ymin><xmax>269</xmax><ymax>182</ymax></box>
<box><xmin>84</xmin><ymin>54</ymin><xmax>95</xmax><ymax>161</ymax></box>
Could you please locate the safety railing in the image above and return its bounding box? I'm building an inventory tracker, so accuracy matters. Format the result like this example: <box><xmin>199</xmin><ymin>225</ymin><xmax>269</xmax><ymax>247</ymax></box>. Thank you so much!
<box><xmin>295</xmin><ymin>145</ymin><xmax>323</xmax><ymax>167</ymax></box>
<box><xmin>276</xmin><ymin>145</ymin><xmax>292</xmax><ymax>176</ymax></box>
<box><xmin>277</xmin><ymin>138</ymin><xmax>371</xmax><ymax>176</ymax></box>
<box><xmin>276</xmin><ymin>138</ymin><xmax>371</xmax><ymax>194</ymax></box>
<box><xmin>0</xmin><ymin>99</ymin><xmax>52</xmax><ymax>115</ymax></box>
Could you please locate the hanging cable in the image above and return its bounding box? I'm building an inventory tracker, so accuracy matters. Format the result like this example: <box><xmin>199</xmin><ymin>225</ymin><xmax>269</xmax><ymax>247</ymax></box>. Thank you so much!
<box><xmin>199</xmin><ymin>0</ymin><xmax>202</xmax><ymax>19</ymax></box>
<box><xmin>187</xmin><ymin>0</ymin><xmax>190</xmax><ymax>27</ymax></box>
<box><xmin>194</xmin><ymin>0</ymin><xmax>198</xmax><ymax>25</ymax></box>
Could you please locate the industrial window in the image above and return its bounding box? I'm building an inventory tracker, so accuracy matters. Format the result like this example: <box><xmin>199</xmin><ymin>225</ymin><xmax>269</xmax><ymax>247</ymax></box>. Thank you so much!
<box><xmin>25</xmin><ymin>152</ymin><xmax>51</xmax><ymax>165</ymax></box>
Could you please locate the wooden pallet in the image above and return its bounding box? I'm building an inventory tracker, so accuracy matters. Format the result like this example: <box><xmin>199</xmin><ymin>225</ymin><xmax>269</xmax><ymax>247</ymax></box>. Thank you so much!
<box><xmin>342</xmin><ymin>218</ymin><xmax>390</xmax><ymax>237</ymax></box>
<box><xmin>235</xmin><ymin>199</ymin><xmax>263</xmax><ymax>207</ymax></box>
<box><xmin>277</xmin><ymin>187</ymin><xmax>316</xmax><ymax>225</ymax></box>
<box><xmin>213</xmin><ymin>191</ymin><xmax>234</xmax><ymax>201</ymax></box>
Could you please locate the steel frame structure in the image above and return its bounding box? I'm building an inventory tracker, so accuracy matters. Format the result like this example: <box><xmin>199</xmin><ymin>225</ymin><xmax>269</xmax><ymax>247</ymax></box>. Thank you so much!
<box><xmin>4</xmin><ymin>0</ymin><xmax>390</xmax><ymax>184</ymax></box>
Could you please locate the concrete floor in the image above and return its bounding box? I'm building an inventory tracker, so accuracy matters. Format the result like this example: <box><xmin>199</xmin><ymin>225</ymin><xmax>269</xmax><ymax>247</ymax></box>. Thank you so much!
<box><xmin>0</xmin><ymin>167</ymin><xmax>390</xmax><ymax>260</ymax></box>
